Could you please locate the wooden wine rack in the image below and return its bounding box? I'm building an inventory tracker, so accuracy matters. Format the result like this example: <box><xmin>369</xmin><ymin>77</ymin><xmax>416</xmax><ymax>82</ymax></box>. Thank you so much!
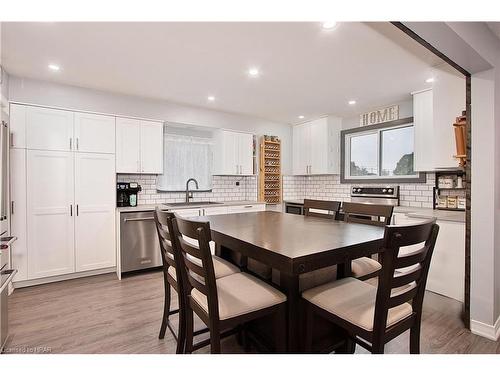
<box><xmin>259</xmin><ymin>137</ymin><xmax>282</xmax><ymax>204</ymax></box>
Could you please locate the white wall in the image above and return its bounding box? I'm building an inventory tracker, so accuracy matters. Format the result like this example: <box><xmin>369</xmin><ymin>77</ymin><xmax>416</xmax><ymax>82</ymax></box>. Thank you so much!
<box><xmin>8</xmin><ymin>76</ymin><xmax>293</xmax><ymax>174</ymax></box>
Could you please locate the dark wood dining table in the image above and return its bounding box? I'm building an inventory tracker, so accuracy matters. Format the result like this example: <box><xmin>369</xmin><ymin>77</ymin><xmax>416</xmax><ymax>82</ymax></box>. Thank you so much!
<box><xmin>204</xmin><ymin>210</ymin><xmax>385</xmax><ymax>352</ymax></box>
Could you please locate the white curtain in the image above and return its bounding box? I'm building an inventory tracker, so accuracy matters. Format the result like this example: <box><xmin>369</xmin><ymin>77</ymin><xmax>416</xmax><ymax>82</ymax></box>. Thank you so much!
<box><xmin>157</xmin><ymin>134</ymin><xmax>214</xmax><ymax>191</ymax></box>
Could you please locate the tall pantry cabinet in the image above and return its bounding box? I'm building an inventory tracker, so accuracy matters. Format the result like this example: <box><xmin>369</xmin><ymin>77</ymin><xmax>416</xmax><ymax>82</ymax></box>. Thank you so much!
<box><xmin>9</xmin><ymin>104</ymin><xmax>116</xmax><ymax>284</ymax></box>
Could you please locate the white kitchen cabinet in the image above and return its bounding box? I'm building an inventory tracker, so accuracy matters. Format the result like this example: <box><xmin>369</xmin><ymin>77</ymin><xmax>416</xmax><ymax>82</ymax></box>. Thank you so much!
<box><xmin>214</xmin><ymin>130</ymin><xmax>254</xmax><ymax>175</ymax></box>
<box><xmin>412</xmin><ymin>65</ymin><xmax>466</xmax><ymax>171</ymax></box>
<box><xmin>26</xmin><ymin>106</ymin><xmax>74</xmax><ymax>151</ymax></box>
<box><xmin>75</xmin><ymin>153</ymin><xmax>116</xmax><ymax>272</ymax></box>
<box><xmin>172</xmin><ymin>208</ymin><xmax>202</xmax><ymax>218</ymax></box>
<box><xmin>9</xmin><ymin>148</ymin><xmax>28</xmax><ymax>281</ymax></box>
<box><xmin>74</xmin><ymin>112</ymin><xmax>115</xmax><ymax>154</ymax></box>
<box><xmin>292</xmin><ymin>116</ymin><xmax>341</xmax><ymax>175</ymax></box>
<box><xmin>140</xmin><ymin>120</ymin><xmax>163</xmax><ymax>174</ymax></box>
<box><xmin>116</xmin><ymin>117</ymin><xmax>163</xmax><ymax>174</ymax></box>
<box><xmin>27</xmin><ymin>150</ymin><xmax>75</xmax><ymax>279</ymax></box>
<box><xmin>227</xmin><ymin>203</ymin><xmax>266</xmax><ymax>213</ymax></box>
<box><xmin>203</xmin><ymin>206</ymin><xmax>229</xmax><ymax>215</ymax></box>
<box><xmin>9</xmin><ymin>103</ymin><xmax>27</xmax><ymax>148</ymax></box>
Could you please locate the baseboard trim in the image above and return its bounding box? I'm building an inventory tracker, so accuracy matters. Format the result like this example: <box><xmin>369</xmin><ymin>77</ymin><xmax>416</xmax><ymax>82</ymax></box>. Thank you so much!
<box><xmin>470</xmin><ymin>315</ymin><xmax>500</xmax><ymax>341</ymax></box>
<box><xmin>13</xmin><ymin>267</ymin><xmax>117</xmax><ymax>289</ymax></box>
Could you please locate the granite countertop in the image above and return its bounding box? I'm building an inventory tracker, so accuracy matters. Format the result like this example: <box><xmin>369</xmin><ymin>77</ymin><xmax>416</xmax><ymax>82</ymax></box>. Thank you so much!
<box><xmin>283</xmin><ymin>199</ymin><xmax>465</xmax><ymax>223</ymax></box>
<box><xmin>117</xmin><ymin>200</ymin><xmax>266</xmax><ymax>213</ymax></box>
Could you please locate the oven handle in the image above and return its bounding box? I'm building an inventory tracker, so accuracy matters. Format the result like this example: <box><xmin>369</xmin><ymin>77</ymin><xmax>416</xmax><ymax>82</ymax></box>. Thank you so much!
<box><xmin>124</xmin><ymin>217</ymin><xmax>155</xmax><ymax>222</ymax></box>
<box><xmin>0</xmin><ymin>269</ymin><xmax>18</xmax><ymax>294</ymax></box>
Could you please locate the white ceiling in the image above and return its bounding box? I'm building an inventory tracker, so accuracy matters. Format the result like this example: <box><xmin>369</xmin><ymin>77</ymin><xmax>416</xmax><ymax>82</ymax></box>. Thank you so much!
<box><xmin>1</xmin><ymin>22</ymin><xmax>444</xmax><ymax>124</ymax></box>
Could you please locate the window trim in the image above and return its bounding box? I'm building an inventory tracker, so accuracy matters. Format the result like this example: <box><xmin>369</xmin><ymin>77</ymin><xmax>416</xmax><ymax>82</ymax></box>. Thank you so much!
<box><xmin>340</xmin><ymin>117</ymin><xmax>426</xmax><ymax>183</ymax></box>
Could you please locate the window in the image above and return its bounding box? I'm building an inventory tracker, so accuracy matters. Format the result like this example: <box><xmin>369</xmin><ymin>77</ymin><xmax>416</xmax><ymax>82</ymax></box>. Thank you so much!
<box><xmin>156</xmin><ymin>127</ymin><xmax>214</xmax><ymax>191</ymax></box>
<box><xmin>341</xmin><ymin>119</ymin><xmax>425</xmax><ymax>183</ymax></box>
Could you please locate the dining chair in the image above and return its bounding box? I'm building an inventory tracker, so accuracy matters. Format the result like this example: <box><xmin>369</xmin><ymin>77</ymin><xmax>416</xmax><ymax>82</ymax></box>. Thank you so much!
<box><xmin>342</xmin><ymin>202</ymin><xmax>394</xmax><ymax>280</ymax></box>
<box><xmin>173</xmin><ymin>214</ymin><xmax>287</xmax><ymax>354</ymax></box>
<box><xmin>302</xmin><ymin>219</ymin><xmax>439</xmax><ymax>354</ymax></box>
<box><xmin>304</xmin><ymin>199</ymin><xmax>341</xmax><ymax>219</ymax></box>
<box><xmin>153</xmin><ymin>208</ymin><xmax>240</xmax><ymax>353</ymax></box>
<box><xmin>298</xmin><ymin>199</ymin><xmax>342</xmax><ymax>291</ymax></box>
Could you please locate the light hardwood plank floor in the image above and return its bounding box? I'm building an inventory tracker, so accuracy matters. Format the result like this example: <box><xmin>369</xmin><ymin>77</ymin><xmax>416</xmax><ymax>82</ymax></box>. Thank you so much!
<box><xmin>5</xmin><ymin>271</ymin><xmax>500</xmax><ymax>354</ymax></box>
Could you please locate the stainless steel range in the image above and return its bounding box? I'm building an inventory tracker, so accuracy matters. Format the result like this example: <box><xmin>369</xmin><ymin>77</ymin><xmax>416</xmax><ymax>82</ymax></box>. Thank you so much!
<box><xmin>350</xmin><ymin>185</ymin><xmax>399</xmax><ymax>206</ymax></box>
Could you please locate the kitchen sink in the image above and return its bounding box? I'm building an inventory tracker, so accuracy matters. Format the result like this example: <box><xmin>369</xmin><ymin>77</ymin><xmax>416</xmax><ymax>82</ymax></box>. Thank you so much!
<box><xmin>163</xmin><ymin>201</ymin><xmax>222</xmax><ymax>207</ymax></box>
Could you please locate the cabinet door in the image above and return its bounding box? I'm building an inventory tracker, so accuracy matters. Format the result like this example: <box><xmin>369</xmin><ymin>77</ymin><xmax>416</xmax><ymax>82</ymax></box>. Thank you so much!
<box><xmin>413</xmin><ymin>89</ymin><xmax>434</xmax><ymax>171</ymax></box>
<box><xmin>26</xmin><ymin>106</ymin><xmax>74</xmax><ymax>151</ymax></box>
<box><xmin>10</xmin><ymin>148</ymin><xmax>28</xmax><ymax>281</ymax></box>
<box><xmin>227</xmin><ymin>204</ymin><xmax>266</xmax><ymax>213</ymax></box>
<box><xmin>74</xmin><ymin>112</ymin><xmax>115</xmax><ymax>154</ymax></box>
<box><xmin>222</xmin><ymin>131</ymin><xmax>239</xmax><ymax>174</ymax></box>
<box><xmin>238</xmin><ymin>133</ymin><xmax>254</xmax><ymax>175</ymax></box>
<box><xmin>293</xmin><ymin>123</ymin><xmax>311</xmax><ymax>175</ymax></box>
<box><xmin>203</xmin><ymin>206</ymin><xmax>228</xmax><ymax>216</ymax></box>
<box><xmin>172</xmin><ymin>208</ymin><xmax>201</xmax><ymax>218</ymax></box>
<box><xmin>27</xmin><ymin>150</ymin><xmax>75</xmax><ymax>279</ymax></box>
<box><xmin>75</xmin><ymin>153</ymin><xmax>116</xmax><ymax>272</ymax></box>
<box><xmin>9</xmin><ymin>104</ymin><xmax>27</xmax><ymax>149</ymax></box>
<box><xmin>140</xmin><ymin>120</ymin><xmax>164</xmax><ymax>174</ymax></box>
<box><xmin>310</xmin><ymin>118</ymin><xmax>328</xmax><ymax>174</ymax></box>
<box><xmin>116</xmin><ymin>117</ymin><xmax>141</xmax><ymax>173</ymax></box>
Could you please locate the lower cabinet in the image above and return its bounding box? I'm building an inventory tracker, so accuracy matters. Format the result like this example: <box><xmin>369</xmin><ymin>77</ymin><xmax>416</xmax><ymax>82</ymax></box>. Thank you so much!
<box><xmin>227</xmin><ymin>204</ymin><xmax>265</xmax><ymax>213</ymax></box>
<box><xmin>12</xmin><ymin>149</ymin><xmax>116</xmax><ymax>284</ymax></box>
<box><xmin>393</xmin><ymin>212</ymin><xmax>465</xmax><ymax>302</ymax></box>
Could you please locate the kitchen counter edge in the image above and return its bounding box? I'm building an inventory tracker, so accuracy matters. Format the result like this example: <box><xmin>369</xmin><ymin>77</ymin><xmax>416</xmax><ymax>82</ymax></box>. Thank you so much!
<box><xmin>117</xmin><ymin>201</ymin><xmax>266</xmax><ymax>213</ymax></box>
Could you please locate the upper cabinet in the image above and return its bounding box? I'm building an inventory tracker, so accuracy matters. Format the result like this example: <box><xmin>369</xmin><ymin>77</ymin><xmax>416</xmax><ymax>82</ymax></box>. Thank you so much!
<box><xmin>74</xmin><ymin>112</ymin><xmax>115</xmax><ymax>153</ymax></box>
<box><xmin>116</xmin><ymin>117</ymin><xmax>163</xmax><ymax>174</ymax></box>
<box><xmin>10</xmin><ymin>104</ymin><xmax>117</xmax><ymax>154</ymax></box>
<box><xmin>292</xmin><ymin>116</ymin><xmax>342</xmax><ymax>175</ymax></box>
<box><xmin>413</xmin><ymin>65</ymin><xmax>466</xmax><ymax>171</ymax></box>
<box><xmin>26</xmin><ymin>106</ymin><xmax>74</xmax><ymax>151</ymax></box>
<box><xmin>213</xmin><ymin>130</ymin><xmax>254</xmax><ymax>175</ymax></box>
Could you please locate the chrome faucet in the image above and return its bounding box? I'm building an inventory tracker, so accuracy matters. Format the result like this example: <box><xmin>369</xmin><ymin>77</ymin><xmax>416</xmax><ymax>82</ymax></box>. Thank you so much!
<box><xmin>185</xmin><ymin>178</ymin><xmax>199</xmax><ymax>203</ymax></box>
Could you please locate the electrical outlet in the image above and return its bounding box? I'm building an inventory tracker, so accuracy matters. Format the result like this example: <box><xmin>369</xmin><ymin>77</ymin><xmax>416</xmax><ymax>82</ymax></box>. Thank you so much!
<box><xmin>235</xmin><ymin>181</ymin><xmax>240</xmax><ymax>186</ymax></box>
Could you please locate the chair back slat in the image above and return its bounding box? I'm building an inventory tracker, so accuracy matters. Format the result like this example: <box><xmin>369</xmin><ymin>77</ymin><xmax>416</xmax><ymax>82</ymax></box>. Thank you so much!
<box><xmin>173</xmin><ymin>214</ymin><xmax>220</xmax><ymax>319</ymax></box>
<box><xmin>372</xmin><ymin>220</ymin><xmax>439</xmax><ymax>335</ymax></box>
<box><xmin>304</xmin><ymin>199</ymin><xmax>341</xmax><ymax>219</ymax></box>
<box><xmin>154</xmin><ymin>209</ymin><xmax>178</xmax><ymax>271</ymax></box>
<box><xmin>342</xmin><ymin>202</ymin><xmax>394</xmax><ymax>226</ymax></box>
<box><xmin>391</xmin><ymin>266</ymin><xmax>422</xmax><ymax>289</ymax></box>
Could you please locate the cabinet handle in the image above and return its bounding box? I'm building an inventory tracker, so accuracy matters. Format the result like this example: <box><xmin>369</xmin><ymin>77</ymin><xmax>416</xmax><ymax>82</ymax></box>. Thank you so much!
<box><xmin>76</xmin><ymin>204</ymin><xmax>79</xmax><ymax>216</ymax></box>
<box><xmin>10</xmin><ymin>133</ymin><xmax>14</xmax><ymax>147</ymax></box>
<box><xmin>11</xmin><ymin>201</ymin><xmax>14</xmax><ymax>216</ymax></box>
<box><xmin>69</xmin><ymin>138</ymin><xmax>72</xmax><ymax>150</ymax></box>
<box><xmin>70</xmin><ymin>204</ymin><xmax>73</xmax><ymax>216</ymax></box>
<box><xmin>239</xmin><ymin>165</ymin><xmax>242</xmax><ymax>174</ymax></box>
<box><xmin>76</xmin><ymin>138</ymin><xmax>79</xmax><ymax>150</ymax></box>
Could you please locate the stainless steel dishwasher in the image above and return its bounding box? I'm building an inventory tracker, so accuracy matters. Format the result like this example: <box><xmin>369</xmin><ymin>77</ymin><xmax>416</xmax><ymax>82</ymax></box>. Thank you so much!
<box><xmin>120</xmin><ymin>211</ymin><xmax>162</xmax><ymax>273</ymax></box>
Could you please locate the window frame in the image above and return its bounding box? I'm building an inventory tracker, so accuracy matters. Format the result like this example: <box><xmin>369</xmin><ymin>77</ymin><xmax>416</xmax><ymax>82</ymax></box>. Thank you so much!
<box><xmin>340</xmin><ymin>117</ymin><xmax>426</xmax><ymax>183</ymax></box>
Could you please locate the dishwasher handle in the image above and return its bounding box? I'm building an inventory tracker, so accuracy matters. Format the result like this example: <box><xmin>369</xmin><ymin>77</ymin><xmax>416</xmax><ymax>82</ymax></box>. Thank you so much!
<box><xmin>124</xmin><ymin>216</ymin><xmax>155</xmax><ymax>222</ymax></box>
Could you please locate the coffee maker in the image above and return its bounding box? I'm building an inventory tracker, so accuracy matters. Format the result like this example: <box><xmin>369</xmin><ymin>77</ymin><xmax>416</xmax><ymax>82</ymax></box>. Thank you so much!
<box><xmin>117</xmin><ymin>182</ymin><xmax>142</xmax><ymax>207</ymax></box>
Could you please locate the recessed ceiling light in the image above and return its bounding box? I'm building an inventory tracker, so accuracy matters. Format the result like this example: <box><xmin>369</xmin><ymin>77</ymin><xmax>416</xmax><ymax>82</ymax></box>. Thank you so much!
<box><xmin>426</xmin><ymin>77</ymin><xmax>435</xmax><ymax>83</ymax></box>
<box><xmin>298</xmin><ymin>115</ymin><xmax>305</xmax><ymax>119</ymax></box>
<box><xmin>207</xmin><ymin>96</ymin><xmax>215</xmax><ymax>102</ymax></box>
<box><xmin>248</xmin><ymin>68</ymin><xmax>260</xmax><ymax>77</ymax></box>
<box><xmin>322</xmin><ymin>22</ymin><xmax>337</xmax><ymax>30</ymax></box>
<box><xmin>348</xmin><ymin>100</ymin><xmax>356</xmax><ymax>105</ymax></box>
<box><xmin>48</xmin><ymin>64</ymin><xmax>60</xmax><ymax>71</ymax></box>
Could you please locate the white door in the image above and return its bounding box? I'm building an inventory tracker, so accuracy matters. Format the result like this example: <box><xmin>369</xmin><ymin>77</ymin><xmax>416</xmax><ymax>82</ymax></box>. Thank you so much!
<box><xmin>223</xmin><ymin>131</ymin><xmax>239</xmax><ymax>174</ymax></box>
<box><xmin>310</xmin><ymin>119</ymin><xmax>328</xmax><ymax>174</ymax></box>
<box><xmin>26</xmin><ymin>106</ymin><xmax>74</xmax><ymax>151</ymax></box>
<box><xmin>75</xmin><ymin>153</ymin><xmax>116</xmax><ymax>272</ymax></box>
<box><xmin>9</xmin><ymin>104</ymin><xmax>27</xmax><ymax>149</ymax></box>
<box><xmin>27</xmin><ymin>150</ymin><xmax>75</xmax><ymax>279</ymax></box>
<box><xmin>238</xmin><ymin>133</ymin><xmax>254</xmax><ymax>175</ymax></box>
<box><xmin>140</xmin><ymin>120</ymin><xmax>163</xmax><ymax>174</ymax></box>
<box><xmin>293</xmin><ymin>123</ymin><xmax>311</xmax><ymax>175</ymax></box>
<box><xmin>9</xmin><ymin>148</ymin><xmax>28</xmax><ymax>281</ymax></box>
<box><xmin>74</xmin><ymin>112</ymin><xmax>115</xmax><ymax>154</ymax></box>
<box><xmin>116</xmin><ymin>117</ymin><xmax>140</xmax><ymax>173</ymax></box>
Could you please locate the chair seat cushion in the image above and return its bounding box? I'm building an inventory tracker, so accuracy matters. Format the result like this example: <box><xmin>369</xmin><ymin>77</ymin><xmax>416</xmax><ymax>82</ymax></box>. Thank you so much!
<box><xmin>191</xmin><ymin>272</ymin><xmax>286</xmax><ymax>320</ymax></box>
<box><xmin>168</xmin><ymin>255</ymin><xmax>240</xmax><ymax>281</ymax></box>
<box><xmin>302</xmin><ymin>277</ymin><xmax>412</xmax><ymax>331</ymax></box>
<box><xmin>351</xmin><ymin>257</ymin><xmax>382</xmax><ymax>278</ymax></box>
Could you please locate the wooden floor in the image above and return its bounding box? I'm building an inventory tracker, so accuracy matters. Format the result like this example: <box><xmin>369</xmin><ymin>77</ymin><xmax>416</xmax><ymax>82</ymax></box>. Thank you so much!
<box><xmin>5</xmin><ymin>271</ymin><xmax>500</xmax><ymax>354</ymax></box>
